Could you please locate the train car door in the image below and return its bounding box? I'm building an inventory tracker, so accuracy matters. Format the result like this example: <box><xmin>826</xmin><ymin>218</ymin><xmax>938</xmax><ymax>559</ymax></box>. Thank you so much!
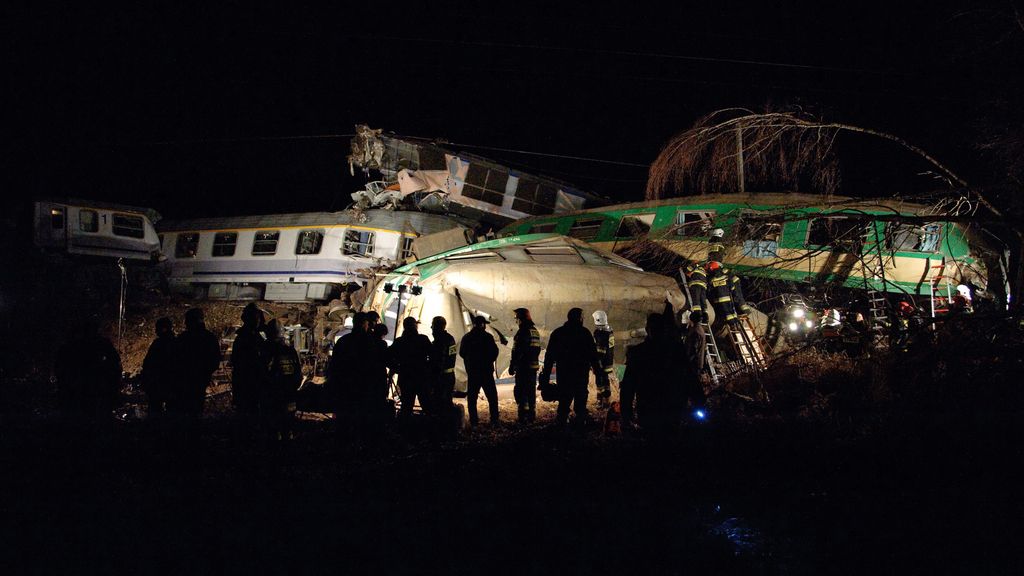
<box><xmin>33</xmin><ymin>202</ymin><xmax>68</xmax><ymax>249</ymax></box>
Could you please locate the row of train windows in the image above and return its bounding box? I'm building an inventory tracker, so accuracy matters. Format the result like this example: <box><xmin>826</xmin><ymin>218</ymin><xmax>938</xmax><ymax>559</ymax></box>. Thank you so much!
<box><xmin>532</xmin><ymin>211</ymin><xmax>944</xmax><ymax>253</ymax></box>
<box><xmin>72</xmin><ymin>210</ymin><xmax>146</xmax><ymax>238</ymax></box>
<box><xmin>174</xmin><ymin>229</ymin><xmax>416</xmax><ymax>259</ymax></box>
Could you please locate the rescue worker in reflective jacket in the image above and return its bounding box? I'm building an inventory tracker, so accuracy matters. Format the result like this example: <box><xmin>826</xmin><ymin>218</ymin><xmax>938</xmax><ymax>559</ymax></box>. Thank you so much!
<box><xmin>728</xmin><ymin>270</ymin><xmax>752</xmax><ymax>318</ymax></box>
<box><xmin>620</xmin><ymin>313</ymin><xmax>705</xmax><ymax>437</ymax></box>
<box><xmin>706</xmin><ymin>261</ymin><xmax>739</xmax><ymax>327</ymax></box>
<box><xmin>430</xmin><ymin>316</ymin><xmax>458</xmax><ymax>411</ymax></box>
<box><xmin>389</xmin><ymin>316</ymin><xmax>434</xmax><ymax>419</ymax></box>
<box><xmin>684</xmin><ymin>261</ymin><xmax>710</xmax><ymax>320</ymax></box>
<box><xmin>510</xmin><ymin>307</ymin><xmax>541</xmax><ymax>424</ymax></box>
<box><xmin>142</xmin><ymin>317</ymin><xmax>176</xmax><ymax>418</ymax></box>
<box><xmin>262</xmin><ymin>319</ymin><xmax>302</xmax><ymax>441</ymax></box>
<box><xmin>230</xmin><ymin>304</ymin><xmax>265</xmax><ymax>421</ymax></box>
<box><xmin>460</xmin><ymin>315</ymin><xmax>500</xmax><ymax>426</ymax></box>
<box><xmin>707</xmin><ymin>228</ymin><xmax>726</xmax><ymax>263</ymax></box>
<box><xmin>592</xmin><ymin>310</ymin><xmax>615</xmax><ymax>409</ymax></box>
<box><xmin>541</xmin><ymin>308</ymin><xmax>600</xmax><ymax>429</ymax></box>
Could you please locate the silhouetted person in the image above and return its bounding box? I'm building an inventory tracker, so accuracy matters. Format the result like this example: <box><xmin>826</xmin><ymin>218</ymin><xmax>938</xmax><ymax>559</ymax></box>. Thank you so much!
<box><xmin>460</xmin><ymin>315</ymin><xmax>499</xmax><ymax>426</ymax></box>
<box><xmin>430</xmin><ymin>316</ymin><xmax>458</xmax><ymax>411</ymax></box>
<box><xmin>169</xmin><ymin>308</ymin><xmax>221</xmax><ymax>443</ymax></box>
<box><xmin>541</xmin><ymin>308</ymin><xmax>599</xmax><ymax>429</ymax></box>
<box><xmin>510</xmin><ymin>308</ymin><xmax>541</xmax><ymax>424</ymax></box>
<box><xmin>328</xmin><ymin>312</ymin><xmax>369</xmax><ymax>443</ymax></box>
<box><xmin>262</xmin><ymin>319</ymin><xmax>302</xmax><ymax>441</ymax></box>
<box><xmin>620</xmin><ymin>313</ymin><xmax>705</xmax><ymax>438</ymax></box>
<box><xmin>55</xmin><ymin>319</ymin><xmax>122</xmax><ymax>424</ymax></box>
<box><xmin>685</xmin><ymin>310</ymin><xmax>708</xmax><ymax>378</ymax></box>
<box><xmin>141</xmin><ymin>317</ymin><xmax>176</xmax><ymax>418</ymax></box>
<box><xmin>231</xmin><ymin>304</ymin><xmax>266</xmax><ymax>434</ymax></box>
<box><xmin>389</xmin><ymin>316</ymin><xmax>433</xmax><ymax>420</ymax></box>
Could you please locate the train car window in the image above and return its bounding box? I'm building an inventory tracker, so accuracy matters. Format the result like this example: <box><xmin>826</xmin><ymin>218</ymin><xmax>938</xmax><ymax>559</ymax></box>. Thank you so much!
<box><xmin>462</xmin><ymin>164</ymin><xmax>507</xmax><ymax>207</ymax></box>
<box><xmin>512</xmin><ymin>178</ymin><xmax>557</xmax><ymax>215</ymax></box>
<box><xmin>399</xmin><ymin>236</ymin><xmax>415</xmax><ymax>260</ymax></box>
<box><xmin>212</xmin><ymin>232</ymin><xmax>238</xmax><ymax>257</ymax></box>
<box><xmin>674</xmin><ymin>211</ymin><xmax>715</xmax><ymax>237</ymax></box>
<box><xmin>525</xmin><ymin>246</ymin><xmax>584</xmax><ymax>264</ymax></box>
<box><xmin>79</xmin><ymin>210</ymin><xmax>99</xmax><ymax>233</ymax></box>
<box><xmin>252</xmin><ymin>230</ymin><xmax>280</xmax><ymax>256</ymax></box>
<box><xmin>343</xmin><ymin>230</ymin><xmax>375</xmax><ymax>256</ymax></box>
<box><xmin>807</xmin><ymin>218</ymin><xmax>865</xmax><ymax>252</ymax></box>
<box><xmin>614</xmin><ymin>213</ymin><xmax>656</xmax><ymax>238</ymax></box>
<box><xmin>175</xmin><ymin>233</ymin><xmax>199</xmax><ymax>258</ymax></box>
<box><xmin>530</xmin><ymin>222</ymin><xmax>558</xmax><ymax>234</ymax></box>
<box><xmin>112</xmin><ymin>214</ymin><xmax>145</xmax><ymax>238</ymax></box>
<box><xmin>295</xmin><ymin>229</ymin><xmax>325</xmax><ymax>255</ymax></box>
<box><xmin>568</xmin><ymin>218</ymin><xmax>604</xmax><ymax>240</ymax></box>
<box><xmin>51</xmin><ymin>208</ymin><xmax>65</xmax><ymax>230</ymax></box>
<box><xmin>885</xmin><ymin>222</ymin><xmax>942</xmax><ymax>252</ymax></box>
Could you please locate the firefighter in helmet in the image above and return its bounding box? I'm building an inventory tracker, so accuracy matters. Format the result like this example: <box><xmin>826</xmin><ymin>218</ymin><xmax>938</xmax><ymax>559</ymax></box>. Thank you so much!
<box><xmin>708</xmin><ymin>228</ymin><xmax>726</xmax><ymax>263</ymax></box>
<box><xmin>592</xmin><ymin>310</ymin><xmax>615</xmax><ymax>409</ymax></box>
<box><xmin>510</xmin><ymin>307</ymin><xmax>541</xmax><ymax>424</ymax></box>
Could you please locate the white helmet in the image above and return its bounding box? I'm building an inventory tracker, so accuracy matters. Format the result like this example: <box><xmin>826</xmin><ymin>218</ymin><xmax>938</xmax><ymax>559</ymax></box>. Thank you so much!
<box><xmin>592</xmin><ymin>310</ymin><xmax>609</xmax><ymax>327</ymax></box>
<box><xmin>956</xmin><ymin>284</ymin><xmax>972</xmax><ymax>301</ymax></box>
<box><xmin>710</xmin><ymin>228</ymin><xmax>725</xmax><ymax>239</ymax></box>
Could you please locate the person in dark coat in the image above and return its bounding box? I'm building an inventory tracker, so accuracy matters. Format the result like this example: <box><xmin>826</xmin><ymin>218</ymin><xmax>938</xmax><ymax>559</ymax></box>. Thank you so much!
<box><xmin>430</xmin><ymin>316</ymin><xmax>458</xmax><ymax>411</ymax></box>
<box><xmin>169</xmin><ymin>308</ymin><xmax>221</xmax><ymax>420</ymax></box>
<box><xmin>620</xmin><ymin>313</ymin><xmax>705</xmax><ymax>437</ymax></box>
<box><xmin>141</xmin><ymin>317</ymin><xmax>175</xmax><ymax>418</ymax></box>
<box><xmin>54</xmin><ymin>319</ymin><xmax>122</xmax><ymax>423</ymax></box>
<box><xmin>262</xmin><ymin>319</ymin><xmax>302</xmax><ymax>441</ymax></box>
<box><xmin>230</xmin><ymin>304</ymin><xmax>266</xmax><ymax>421</ymax></box>
<box><xmin>541</xmin><ymin>308</ymin><xmax>600</xmax><ymax>429</ymax></box>
<box><xmin>510</xmin><ymin>307</ymin><xmax>541</xmax><ymax>424</ymax></box>
<box><xmin>459</xmin><ymin>315</ymin><xmax>499</xmax><ymax>426</ymax></box>
<box><xmin>328</xmin><ymin>312</ymin><xmax>367</xmax><ymax>442</ymax></box>
<box><xmin>388</xmin><ymin>316</ymin><xmax>433</xmax><ymax>419</ymax></box>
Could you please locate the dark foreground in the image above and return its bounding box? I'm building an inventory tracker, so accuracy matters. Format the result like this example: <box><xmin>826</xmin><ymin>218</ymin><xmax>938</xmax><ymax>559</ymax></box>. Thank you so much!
<box><xmin>2</xmin><ymin>402</ymin><xmax>1022</xmax><ymax>576</ymax></box>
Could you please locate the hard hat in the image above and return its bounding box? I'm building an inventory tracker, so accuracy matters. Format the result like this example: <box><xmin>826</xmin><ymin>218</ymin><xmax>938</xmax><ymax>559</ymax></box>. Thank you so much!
<box><xmin>710</xmin><ymin>228</ymin><xmax>724</xmax><ymax>239</ymax></box>
<box><xmin>513</xmin><ymin>308</ymin><xmax>531</xmax><ymax>320</ymax></box>
<box><xmin>592</xmin><ymin>310</ymin><xmax>609</xmax><ymax>327</ymax></box>
<box><xmin>956</xmin><ymin>284</ymin><xmax>972</xmax><ymax>300</ymax></box>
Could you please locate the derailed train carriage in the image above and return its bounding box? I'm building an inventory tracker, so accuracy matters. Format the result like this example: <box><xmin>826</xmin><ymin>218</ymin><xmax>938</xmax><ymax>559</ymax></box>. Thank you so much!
<box><xmin>365</xmin><ymin>234</ymin><xmax>686</xmax><ymax>392</ymax></box>
<box><xmin>500</xmin><ymin>193</ymin><xmax>1003</xmax><ymax>306</ymax></box>
<box><xmin>33</xmin><ymin>199</ymin><xmax>162</xmax><ymax>261</ymax></box>
<box><xmin>157</xmin><ymin>209</ymin><xmax>467</xmax><ymax>302</ymax></box>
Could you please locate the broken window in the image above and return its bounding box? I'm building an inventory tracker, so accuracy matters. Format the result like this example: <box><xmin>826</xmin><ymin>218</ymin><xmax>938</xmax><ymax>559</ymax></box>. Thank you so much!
<box><xmin>112</xmin><ymin>214</ymin><xmax>145</xmax><ymax>238</ymax></box>
<box><xmin>614</xmin><ymin>213</ymin><xmax>656</xmax><ymax>238</ymax></box>
<box><xmin>211</xmin><ymin>232</ymin><xmax>237</xmax><ymax>257</ymax></box>
<box><xmin>885</xmin><ymin>222</ymin><xmax>942</xmax><ymax>253</ymax></box>
<box><xmin>295</xmin><ymin>229</ymin><xmax>325</xmax><ymax>255</ymax></box>
<box><xmin>79</xmin><ymin>210</ymin><xmax>98</xmax><ymax>233</ymax></box>
<box><xmin>568</xmin><ymin>218</ymin><xmax>604</xmax><ymax>240</ymax></box>
<box><xmin>673</xmin><ymin>211</ymin><xmax>715</xmax><ymax>237</ymax></box>
<box><xmin>512</xmin><ymin>178</ymin><xmax>557</xmax><ymax>215</ymax></box>
<box><xmin>462</xmin><ymin>164</ymin><xmax>508</xmax><ymax>207</ymax></box>
<box><xmin>530</xmin><ymin>222</ymin><xmax>558</xmax><ymax>234</ymax></box>
<box><xmin>175</xmin><ymin>233</ymin><xmax>199</xmax><ymax>258</ymax></box>
<box><xmin>252</xmin><ymin>230</ymin><xmax>280</xmax><ymax>256</ymax></box>
<box><xmin>525</xmin><ymin>246</ymin><xmax>584</xmax><ymax>264</ymax></box>
<box><xmin>399</xmin><ymin>236</ymin><xmax>415</xmax><ymax>260</ymax></box>
<box><xmin>736</xmin><ymin>214</ymin><xmax>782</xmax><ymax>259</ymax></box>
<box><xmin>807</xmin><ymin>218</ymin><xmax>865</xmax><ymax>252</ymax></box>
<box><xmin>343</xmin><ymin>229</ymin><xmax>375</xmax><ymax>256</ymax></box>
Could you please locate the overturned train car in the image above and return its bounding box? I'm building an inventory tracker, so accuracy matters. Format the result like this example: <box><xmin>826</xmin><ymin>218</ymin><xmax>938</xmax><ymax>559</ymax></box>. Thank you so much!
<box><xmin>364</xmin><ymin>234</ymin><xmax>686</xmax><ymax>389</ymax></box>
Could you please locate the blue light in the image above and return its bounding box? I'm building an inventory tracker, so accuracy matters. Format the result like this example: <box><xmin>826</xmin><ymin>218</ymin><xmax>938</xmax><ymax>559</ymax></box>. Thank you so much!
<box><xmin>694</xmin><ymin>409</ymin><xmax>707</xmax><ymax>420</ymax></box>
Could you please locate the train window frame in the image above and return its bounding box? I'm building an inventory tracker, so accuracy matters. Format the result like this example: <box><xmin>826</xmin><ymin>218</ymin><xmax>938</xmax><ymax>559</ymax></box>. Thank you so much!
<box><xmin>614</xmin><ymin>213</ymin><xmax>656</xmax><ymax>239</ymax></box>
<box><xmin>79</xmin><ymin>210</ymin><xmax>99</xmax><ymax>233</ymax></box>
<box><xmin>673</xmin><ymin>210</ymin><xmax>716</xmax><ymax>238</ymax></box>
<box><xmin>51</xmin><ymin>208</ymin><xmax>65</xmax><ymax>230</ymax></box>
<box><xmin>295</xmin><ymin>229</ymin><xmax>325</xmax><ymax>255</ymax></box>
<box><xmin>112</xmin><ymin>214</ymin><xmax>145</xmax><ymax>239</ymax></box>
<box><xmin>252</xmin><ymin>230</ymin><xmax>280</xmax><ymax>256</ymax></box>
<box><xmin>806</xmin><ymin>217</ymin><xmax>865</xmax><ymax>252</ymax></box>
<box><xmin>525</xmin><ymin>246</ymin><xmax>584</xmax><ymax>264</ymax></box>
<box><xmin>175</xmin><ymin>233</ymin><xmax>199</xmax><ymax>258</ymax></box>
<box><xmin>343</xmin><ymin>229</ymin><xmax>375</xmax><ymax>257</ymax></box>
<box><xmin>884</xmin><ymin>222</ymin><xmax>942</xmax><ymax>253</ymax></box>
<box><xmin>212</xmin><ymin>232</ymin><xmax>238</xmax><ymax>257</ymax></box>
<box><xmin>530</xmin><ymin>222</ymin><xmax>558</xmax><ymax>234</ymax></box>
<box><xmin>399</xmin><ymin>236</ymin><xmax>415</xmax><ymax>260</ymax></box>
<box><xmin>568</xmin><ymin>218</ymin><xmax>605</xmax><ymax>240</ymax></box>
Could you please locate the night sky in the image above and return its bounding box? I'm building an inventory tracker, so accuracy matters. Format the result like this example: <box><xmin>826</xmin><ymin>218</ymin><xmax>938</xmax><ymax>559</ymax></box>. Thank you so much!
<box><xmin>6</xmin><ymin>2</ymin><xmax>1023</xmax><ymax>219</ymax></box>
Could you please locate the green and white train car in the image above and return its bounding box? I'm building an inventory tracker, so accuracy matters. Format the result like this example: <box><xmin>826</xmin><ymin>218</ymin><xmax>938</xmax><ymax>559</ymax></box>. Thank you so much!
<box><xmin>499</xmin><ymin>193</ymin><xmax>991</xmax><ymax>297</ymax></box>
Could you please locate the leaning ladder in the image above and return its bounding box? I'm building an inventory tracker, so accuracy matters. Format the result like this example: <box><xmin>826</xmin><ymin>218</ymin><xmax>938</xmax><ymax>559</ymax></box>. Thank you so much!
<box><xmin>862</xmin><ymin>223</ymin><xmax>890</xmax><ymax>343</ymax></box>
<box><xmin>929</xmin><ymin>258</ymin><xmax>953</xmax><ymax>318</ymax></box>
<box><xmin>678</xmin><ymin>267</ymin><xmax>721</xmax><ymax>386</ymax></box>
